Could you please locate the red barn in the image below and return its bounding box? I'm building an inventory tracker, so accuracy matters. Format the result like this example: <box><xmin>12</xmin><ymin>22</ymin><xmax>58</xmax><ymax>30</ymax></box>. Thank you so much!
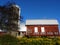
<box><xmin>0</xmin><ymin>30</ymin><xmax>7</xmax><ymax>36</ymax></box>
<box><xmin>25</xmin><ymin>19</ymin><xmax>59</xmax><ymax>36</ymax></box>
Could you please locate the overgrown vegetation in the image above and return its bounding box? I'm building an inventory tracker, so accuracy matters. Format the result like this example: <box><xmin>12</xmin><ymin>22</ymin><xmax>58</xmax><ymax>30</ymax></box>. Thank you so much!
<box><xmin>0</xmin><ymin>35</ymin><xmax>20</xmax><ymax>45</ymax></box>
<box><xmin>0</xmin><ymin>34</ymin><xmax>60</xmax><ymax>45</ymax></box>
<box><xmin>18</xmin><ymin>36</ymin><xmax>60</xmax><ymax>45</ymax></box>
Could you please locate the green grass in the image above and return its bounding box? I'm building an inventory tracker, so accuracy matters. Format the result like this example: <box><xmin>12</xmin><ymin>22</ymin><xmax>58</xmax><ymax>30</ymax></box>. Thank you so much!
<box><xmin>0</xmin><ymin>35</ymin><xmax>60</xmax><ymax>45</ymax></box>
<box><xmin>0</xmin><ymin>34</ymin><xmax>20</xmax><ymax>45</ymax></box>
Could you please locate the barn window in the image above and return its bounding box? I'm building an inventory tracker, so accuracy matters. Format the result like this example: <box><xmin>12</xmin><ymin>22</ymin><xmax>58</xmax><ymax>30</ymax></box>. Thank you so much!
<box><xmin>40</xmin><ymin>32</ymin><xmax>45</xmax><ymax>35</ymax></box>
<box><xmin>41</xmin><ymin>27</ymin><xmax>45</xmax><ymax>33</ymax></box>
<box><xmin>54</xmin><ymin>32</ymin><xmax>58</xmax><ymax>35</ymax></box>
<box><xmin>47</xmin><ymin>32</ymin><xmax>53</xmax><ymax>35</ymax></box>
<box><xmin>34</xmin><ymin>27</ymin><xmax>38</xmax><ymax>33</ymax></box>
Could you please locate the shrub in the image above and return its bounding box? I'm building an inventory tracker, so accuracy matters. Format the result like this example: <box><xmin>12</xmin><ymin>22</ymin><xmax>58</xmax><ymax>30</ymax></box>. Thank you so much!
<box><xmin>0</xmin><ymin>34</ymin><xmax>20</xmax><ymax>45</ymax></box>
<box><xmin>0</xmin><ymin>35</ymin><xmax>60</xmax><ymax>45</ymax></box>
<box><xmin>19</xmin><ymin>37</ymin><xmax>60</xmax><ymax>45</ymax></box>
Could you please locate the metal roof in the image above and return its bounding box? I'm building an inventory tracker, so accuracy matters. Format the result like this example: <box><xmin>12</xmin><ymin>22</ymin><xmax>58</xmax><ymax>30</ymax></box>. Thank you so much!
<box><xmin>26</xmin><ymin>19</ymin><xmax>59</xmax><ymax>25</ymax></box>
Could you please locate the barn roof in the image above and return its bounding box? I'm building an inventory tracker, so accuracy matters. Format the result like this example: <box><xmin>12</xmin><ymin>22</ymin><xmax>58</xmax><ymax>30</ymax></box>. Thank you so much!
<box><xmin>26</xmin><ymin>19</ymin><xmax>59</xmax><ymax>25</ymax></box>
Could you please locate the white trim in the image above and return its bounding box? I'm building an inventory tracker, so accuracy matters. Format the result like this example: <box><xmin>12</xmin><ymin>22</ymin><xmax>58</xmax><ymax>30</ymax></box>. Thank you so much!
<box><xmin>34</xmin><ymin>27</ymin><xmax>38</xmax><ymax>33</ymax></box>
<box><xmin>41</xmin><ymin>27</ymin><xmax>45</xmax><ymax>33</ymax></box>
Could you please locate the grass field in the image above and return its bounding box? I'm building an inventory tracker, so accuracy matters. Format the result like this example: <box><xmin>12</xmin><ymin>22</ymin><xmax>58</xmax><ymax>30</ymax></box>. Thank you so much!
<box><xmin>0</xmin><ymin>34</ymin><xmax>60</xmax><ymax>45</ymax></box>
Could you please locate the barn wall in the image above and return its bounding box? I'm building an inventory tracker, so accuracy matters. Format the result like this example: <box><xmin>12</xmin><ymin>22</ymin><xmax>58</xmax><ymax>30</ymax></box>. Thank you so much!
<box><xmin>26</xmin><ymin>25</ymin><xmax>59</xmax><ymax>36</ymax></box>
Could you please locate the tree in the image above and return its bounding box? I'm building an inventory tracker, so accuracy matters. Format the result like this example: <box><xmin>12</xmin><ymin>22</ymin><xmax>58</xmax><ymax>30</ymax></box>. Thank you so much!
<box><xmin>0</xmin><ymin>2</ymin><xmax>23</xmax><ymax>32</ymax></box>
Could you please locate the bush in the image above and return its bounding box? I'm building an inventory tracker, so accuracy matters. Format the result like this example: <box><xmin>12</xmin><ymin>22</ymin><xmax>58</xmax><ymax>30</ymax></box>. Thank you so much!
<box><xmin>18</xmin><ymin>37</ymin><xmax>60</xmax><ymax>45</ymax></box>
<box><xmin>0</xmin><ymin>34</ymin><xmax>20</xmax><ymax>45</ymax></box>
<box><xmin>0</xmin><ymin>35</ymin><xmax>60</xmax><ymax>45</ymax></box>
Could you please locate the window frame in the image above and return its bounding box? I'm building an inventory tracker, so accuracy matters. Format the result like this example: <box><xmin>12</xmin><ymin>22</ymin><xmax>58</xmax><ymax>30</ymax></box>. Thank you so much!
<box><xmin>41</xmin><ymin>27</ymin><xmax>45</xmax><ymax>33</ymax></box>
<box><xmin>34</xmin><ymin>27</ymin><xmax>38</xmax><ymax>33</ymax></box>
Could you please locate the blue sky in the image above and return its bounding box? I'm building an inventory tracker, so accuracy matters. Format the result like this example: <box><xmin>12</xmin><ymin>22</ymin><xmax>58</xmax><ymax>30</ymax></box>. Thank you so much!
<box><xmin>0</xmin><ymin>0</ymin><xmax>60</xmax><ymax>28</ymax></box>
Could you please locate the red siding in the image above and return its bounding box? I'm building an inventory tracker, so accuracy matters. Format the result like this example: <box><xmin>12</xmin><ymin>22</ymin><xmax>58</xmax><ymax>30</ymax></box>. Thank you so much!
<box><xmin>26</xmin><ymin>25</ymin><xmax>59</xmax><ymax>36</ymax></box>
<box><xmin>0</xmin><ymin>32</ymin><xmax>6</xmax><ymax>36</ymax></box>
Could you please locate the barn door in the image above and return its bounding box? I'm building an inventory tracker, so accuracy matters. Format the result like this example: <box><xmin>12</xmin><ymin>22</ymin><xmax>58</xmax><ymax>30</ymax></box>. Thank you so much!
<box><xmin>41</xmin><ymin>27</ymin><xmax>45</xmax><ymax>32</ymax></box>
<box><xmin>34</xmin><ymin>27</ymin><xmax>38</xmax><ymax>33</ymax></box>
<box><xmin>34</xmin><ymin>27</ymin><xmax>39</xmax><ymax>35</ymax></box>
<box><xmin>41</xmin><ymin>27</ymin><xmax>45</xmax><ymax>35</ymax></box>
